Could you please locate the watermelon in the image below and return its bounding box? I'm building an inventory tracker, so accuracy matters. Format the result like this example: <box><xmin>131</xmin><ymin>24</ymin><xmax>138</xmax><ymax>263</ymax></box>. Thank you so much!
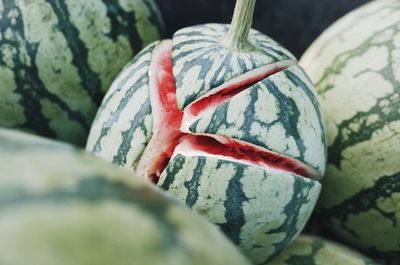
<box><xmin>87</xmin><ymin>0</ymin><xmax>326</xmax><ymax>263</ymax></box>
<box><xmin>300</xmin><ymin>0</ymin><xmax>400</xmax><ymax>262</ymax></box>
<box><xmin>0</xmin><ymin>128</ymin><xmax>251</xmax><ymax>265</ymax></box>
<box><xmin>0</xmin><ymin>0</ymin><xmax>164</xmax><ymax>146</ymax></box>
<box><xmin>269</xmin><ymin>235</ymin><xmax>379</xmax><ymax>265</ymax></box>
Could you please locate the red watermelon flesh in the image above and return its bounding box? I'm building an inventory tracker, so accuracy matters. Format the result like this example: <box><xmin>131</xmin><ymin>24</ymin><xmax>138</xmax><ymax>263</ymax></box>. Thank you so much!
<box><xmin>135</xmin><ymin>40</ymin><xmax>319</xmax><ymax>183</ymax></box>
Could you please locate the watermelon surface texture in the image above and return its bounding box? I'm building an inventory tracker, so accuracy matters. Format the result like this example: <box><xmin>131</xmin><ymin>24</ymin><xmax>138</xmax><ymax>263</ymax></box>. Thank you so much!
<box><xmin>87</xmin><ymin>1</ymin><xmax>326</xmax><ymax>263</ymax></box>
<box><xmin>0</xmin><ymin>0</ymin><xmax>164</xmax><ymax>146</ymax></box>
<box><xmin>300</xmin><ymin>0</ymin><xmax>400</xmax><ymax>262</ymax></box>
<box><xmin>0</xmin><ymin>128</ymin><xmax>251</xmax><ymax>265</ymax></box>
<box><xmin>269</xmin><ymin>235</ymin><xmax>379</xmax><ymax>265</ymax></box>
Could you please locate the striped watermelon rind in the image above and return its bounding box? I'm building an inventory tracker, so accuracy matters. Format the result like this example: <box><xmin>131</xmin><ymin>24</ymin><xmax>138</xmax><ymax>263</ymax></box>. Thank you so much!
<box><xmin>88</xmin><ymin>32</ymin><xmax>326</xmax><ymax>179</ymax></box>
<box><xmin>300</xmin><ymin>0</ymin><xmax>400</xmax><ymax>261</ymax></box>
<box><xmin>86</xmin><ymin>41</ymin><xmax>157</xmax><ymax>163</ymax></box>
<box><xmin>269</xmin><ymin>235</ymin><xmax>379</xmax><ymax>265</ymax></box>
<box><xmin>171</xmin><ymin>23</ymin><xmax>296</xmax><ymax>109</ymax></box>
<box><xmin>185</xmin><ymin>62</ymin><xmax>326</xmax><ymax>174</ymax></box>
<box><xmin>158</xmin><ymin>155</ymin><xmax>320</xmax><ymax>264</ymax></box>
<box><xmin>86</xmin><ymin>2</ymin><xmax>326</xmax><ymax>263</ymax></box>
<box><xmin>0</xmin><ymin>0</ymin><xmax>164</xmax><ymax>146</ymax></box>
<box><xmin>0</xmin><ymin>128</ymin><xmax>251</xmax><ymax>265</ymax></box>
<box><xmin>86</xmin><ymin>38</ymin><xmax>325</xmax><ymax>264</ymax></box>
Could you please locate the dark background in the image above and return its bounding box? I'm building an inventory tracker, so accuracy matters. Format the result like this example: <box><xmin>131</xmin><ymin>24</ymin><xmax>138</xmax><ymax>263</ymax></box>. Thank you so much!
<box><xmin>156</xmin><ymin>0</ymin><xmax>369</xmax><ymax>58</ymax></box>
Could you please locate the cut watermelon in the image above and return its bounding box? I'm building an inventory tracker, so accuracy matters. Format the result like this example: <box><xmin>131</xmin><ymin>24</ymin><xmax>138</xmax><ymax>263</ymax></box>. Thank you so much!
<box><xmin>135</xmin><ymin>41</ymin><xmax>319</xmax><ymax>184</ymax></box>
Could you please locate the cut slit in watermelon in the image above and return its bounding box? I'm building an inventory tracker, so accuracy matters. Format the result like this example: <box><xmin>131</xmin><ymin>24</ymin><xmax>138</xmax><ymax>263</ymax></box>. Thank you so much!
<box><xmin>180</xmin><ymin>59</ymin><xmax>295</xmax><ymax>133</ymax></box>
<box><xmin>174</xmin><ymin>135</ymin><xmax>319</xmax><ymax>178</ymax></box>
<box><xmin>135</xmin><ymin>40</ymin><xmax>319</xmax><ymax>183</ymax></box>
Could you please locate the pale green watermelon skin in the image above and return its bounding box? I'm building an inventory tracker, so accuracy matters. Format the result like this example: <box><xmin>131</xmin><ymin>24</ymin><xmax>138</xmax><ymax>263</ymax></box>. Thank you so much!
<box><xmin>86</xmin><ymin>41</ymin><xmax>157</xmax><ymax>165</ymax></box>
<box><xmin>86</xmin><ymin>24</ymin><xmax>326</xmax><ymax>264</ymax></box>
<box><xmin>159</xmin><ymin>155</ymin><xmax>320</xmax><ymax>265</ymax></box>
<box><xmin>0</xmin><ymin>129</ymin><xmax>251</xmax><ymax>265</ymax></box>
<box><xmin>171</xmin><ymin>25</ymin><xmax>326</xmax><ymax>173</ymax></box>
<box><xmin>300</xmin><ymin>0</ymin><xmax>400</xmax><ymax>261</ymax></box>
<box><xmin>87</xmin><ymin>25</ymin><xmax>326</xmax><ymax>175</ymax></box>
<box><xmin>269</xmin><ymin>235</ymin><xmax>379</xmax><ymax>265</ymax></box>
<box><xmin>172</xmin><ymin>24</ymin><xmax>296</xmax><ymax>109</ymax></box>
<box><xmin>0</xmin><ymin>0</ymin><xmax>163</xmax><ymax>146</ymax></box>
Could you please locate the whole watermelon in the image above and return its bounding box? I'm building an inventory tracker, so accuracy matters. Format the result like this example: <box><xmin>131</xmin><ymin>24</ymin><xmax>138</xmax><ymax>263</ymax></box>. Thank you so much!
<box><xmin>0</xmin><ymin>0</ymin><xmax>163</xmax><ymax>146</ymax></box>
<box><xmin>0</xmin><ymin>128</ymin><xmax>251</xmax><ymax>265</ymax></box>
<box><xmin>87</xmin><ymin>0</ymin><xmax>326</xmax><ymax>263</ymax></box>
<box><xmin>269</xmin><ymin>235</ymin><xmax>378</xmax><ymax>265</ymax></box>
<box><xmin>300</xmin><ymin>0</ymin><xmax>400</xmax><ymax>262</ymax></box>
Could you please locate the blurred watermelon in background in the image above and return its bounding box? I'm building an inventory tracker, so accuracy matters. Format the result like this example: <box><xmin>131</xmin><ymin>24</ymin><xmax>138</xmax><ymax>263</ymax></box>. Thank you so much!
<box><xmin>156</xmin><ymin>0</ymin><xmax>369</xmax><ymax>57</ymax></box>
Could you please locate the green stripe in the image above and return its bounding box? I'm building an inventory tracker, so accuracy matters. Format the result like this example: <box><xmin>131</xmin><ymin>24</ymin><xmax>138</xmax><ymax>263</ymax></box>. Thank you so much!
<box><xmin>318</xmin><ymin>172</ymin><xmax>400</xmax><ymax>233</ymax></box>
<box><xmin>0</xmin><ymin>1</ymin><xmax>51</xmax><ymax>137</ymax></box>
<box><xmin>172</xmin><ymin>24</ymin><xmax>295</xmax><ymax>109</ymax></box>
<box><xmin>0</xmin><ymin>1</ymin><xmax>88</xmax><ymax>136</ymax></box>
<box><xmin>264</xmin><ymin>78</ymin><xmax>306</xmax><ymax>161</ymax></box>
<box><xmin>159</xmin><ymin>155</ymin><xmax>186</xmax><ymax>191</ymax></box>
<box><xmin>104</xmin><ymin>0</ymin><xmax>143</xmax><ymax>54</ymax></box>
<box><xmin>112</xmin><ymin>98</ymin><xmax>152</xmax><ymax>166</ymax></box>
<box><xmin>329</xmin><ymin>91</ymin><xmax>399</xmax><ymax>168</ymax></box>
<box><xmin>285</xmin><ymin>69</ymin><xmax>326</xmax><ymax>154</ymax></box>
<box><xmin>90</xmin><ymin>43</ymin><xmax>155</xmax><ymax>154</ymax></box>
<box><xmin>48</xmin><ymin>0</ymin><xmax>103</xmax><ymax>105</ymax></box>
<box><xmin>100</xmin><ymin>56</ymin><xmax>152</xmax><ymax>108</ymax></box>
<box><xmin>189</xmin><ymin>69</ymin><xmax>323</xmax><ymax>169</ymax></box>
<box><xmin>91</xmin><ymin>72</ymin><xmax>151</xmax><ymax>154</ymax></box>
<box><xmin>264</xmin><ymin>177</ymin><xmax>317</xmax><ymax>263</ymax></box>
<box><xmin>184</xmin><ymin>157</ymin><xmax>207</xmax><ymax>207</ymax></box>
<box><xmin>316</xmin><ymin>22</ymin><xmax>399</xmax><ymax>95</ymax></box>
<box><xmin>191</xmin><ymin>103</ymin><xmax>229</xmax><ymax>135</ymax></box>
<box><xmin>219</xmin><ymin>164</ymin><xmax>247</xmax><ymax>246</ymax></box>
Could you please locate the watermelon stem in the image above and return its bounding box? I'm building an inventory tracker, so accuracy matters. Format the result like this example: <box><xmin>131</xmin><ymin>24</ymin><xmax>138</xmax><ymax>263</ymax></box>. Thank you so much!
<box><xmin>221</xmin><ymin>0</ymin><xmax>256</xmax><ymax>51</ymax></box>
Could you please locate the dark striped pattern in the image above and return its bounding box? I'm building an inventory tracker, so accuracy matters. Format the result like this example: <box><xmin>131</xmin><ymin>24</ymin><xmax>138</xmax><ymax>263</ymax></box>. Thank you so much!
<box><xmin>0</xmin><ymin>128</ymin><xmax>251</xmax><ymax>265</ymax></box>
<box><xmin>300</xmin><ymin>0</ymin><xmax>400</xmax><ymax>261</ymax></box>
<box><xmin>86</xmin><ymin>20</ymin><xmax>326</xmax><ymax>265</ymax></box>
<box><xmin>188</xmin><ymin>65</ymin><xmax>326</xmax><ymax>175</ymax></box>
<box><xmin>86</xmin><ymin>42</ymin><xmax>157</xmax><ymax>167</ymax></box>
<box><xmin>318</xmin><ymin>172</ymin><xmax>400</xmax><ymax>236</ymax></box>
<box><xmin>158</xmin><ymin>155</ymin><xmax>320</xmax><ymax>264</ymax></box>
<box><xmin>270</xmin><ymin>235</ymin><xmax>379</xmax><ymax>265</ymax></box>
<box><xmin>172</xmin><ymin>24</ymin><xmax>296</xmax><ymax>109</ymax></box>
<box><xmin>219</xmin><ymin>165</ymin><xmax>247</xmax><ymax>247</ymax></box>
<box><xmin>48</xmin><ymin>0</ymin><xmax>103</xmax><ymax>104</ymax></box>
<box><xmin>0</xmin><ymin>0</ymin><xmax>163</xmax><ymax>146</ymax></box>
<box><xmin>105</xmin><ymin>0</ymin><xmax>162</xmax><ymax>58</ymax></box>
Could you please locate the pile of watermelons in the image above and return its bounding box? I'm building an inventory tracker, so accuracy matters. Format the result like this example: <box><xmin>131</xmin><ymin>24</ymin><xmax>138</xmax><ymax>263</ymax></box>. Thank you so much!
<box><xmin>0</xmin><ymin>0</ymin><xmax>398</xmax><ymax>264</ymax></box>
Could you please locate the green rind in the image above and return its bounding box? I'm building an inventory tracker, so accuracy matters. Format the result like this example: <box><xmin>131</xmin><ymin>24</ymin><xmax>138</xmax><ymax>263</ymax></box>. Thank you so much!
<box><xmin>269</xmin><ymin>235</ymin><xmax>379</xmax><ymax>265</ymax></box>
<box><xmin>0</xmin><ymin>0</ymin><xmax>163</xmax><ymax>146</ymax></box>
<box><xmin>188</xmin><ymin>65</ymin><xmax>326</xmax><ymax>175</ymax></box>
<box><xmin>87</xmin><ymin>21</ymin><xmax>326</xmax><ymax>265</ymax></box>
<box><xmin>172</xmin><ymin>23</ymin><xmax>296</xmax><ymax>109</ymax></box>
<box><xmin>300</xmin><ymin>0</ymin><xmax>400</xmax><ymax>260</ymax></box>
<box><xmin>158</xmin><ymin>154</ymin><xmax>321</xmax><ymax>265</ymax></box>
<box><xmin>86</xmin><ymin>41</ymin><xmax>157</xmax><ymax>167</ymax></box>
<box><xmin>0</xmin><ymin>128</ymin><xmax>251</xmax><ymax>265</ymax></box>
